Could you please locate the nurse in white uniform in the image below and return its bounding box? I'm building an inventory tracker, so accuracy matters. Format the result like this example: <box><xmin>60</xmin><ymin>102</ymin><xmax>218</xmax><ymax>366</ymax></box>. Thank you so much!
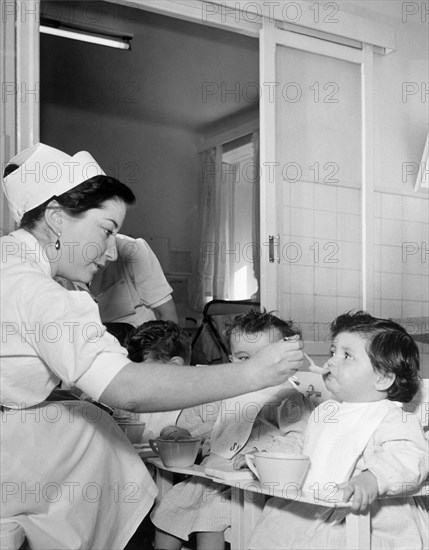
<box><xmin>0</xmin><ymin>143</ymin><xmax>304</xmax><ymax>550</ymax></box>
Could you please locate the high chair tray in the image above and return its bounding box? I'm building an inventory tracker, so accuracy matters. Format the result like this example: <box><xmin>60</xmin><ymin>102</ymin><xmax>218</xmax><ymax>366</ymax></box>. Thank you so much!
<box><xmin>145</xmin><ymin>457</ymin><xmax>210</xmax><ymax>478</ymax></box>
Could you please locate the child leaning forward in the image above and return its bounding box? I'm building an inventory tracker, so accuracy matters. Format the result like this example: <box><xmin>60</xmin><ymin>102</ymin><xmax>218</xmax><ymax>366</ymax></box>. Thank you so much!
<box><xmin>151</xmin><ymin>309</ymin><xmax>313</xmax><ymax>550</ymax></box>
<box><xmin>249</xmin><ymin>311</ymin><xmax>429</xmax><ymax>550</ymax></box>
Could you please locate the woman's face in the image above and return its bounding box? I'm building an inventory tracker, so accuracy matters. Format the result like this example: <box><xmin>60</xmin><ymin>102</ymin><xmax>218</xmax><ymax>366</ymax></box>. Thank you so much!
<box><xmin>55</xmin><ymin>198</ymin><xmax>127</xmax><ymax>283</ymax></box>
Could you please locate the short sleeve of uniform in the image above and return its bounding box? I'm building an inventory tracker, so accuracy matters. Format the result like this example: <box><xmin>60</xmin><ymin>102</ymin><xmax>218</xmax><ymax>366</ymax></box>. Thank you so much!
<box><xmin>18</xmin><ymin>278</ymin><xmax>130</xmax><ymax>401</ymax></box>
<box><xmin>118</xmin><ymin>236</ymin><xmax>173</xmax><ymax>308</ymax></box>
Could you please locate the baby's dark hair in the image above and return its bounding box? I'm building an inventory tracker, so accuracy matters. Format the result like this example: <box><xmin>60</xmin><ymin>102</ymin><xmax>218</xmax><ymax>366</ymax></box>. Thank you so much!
<box><xmin>105</xmin><ymin>322</ymin><xmax>134</xmax><ymax>347</ymax></box>
<box><xmin>226</xmin><ymin>308</ymin><xmax>301</xmax><ymax>349</ymax></box>
<box><xmin>331</xmin><ymin>311</ymin><xmax>420</xmax><ymax>403</ymax></box>
<box><xmin>126</xmin><ymin>320</ymin><xmax>191</xmax><ymax>364</ymax></box>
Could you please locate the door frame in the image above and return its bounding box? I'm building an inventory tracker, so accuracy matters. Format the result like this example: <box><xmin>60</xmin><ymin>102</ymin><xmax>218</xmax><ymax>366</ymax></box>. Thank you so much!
<box><xmin>259</xmin><ymin>20</ymin><xmax>375</xmax><ymax>313</ymax></box>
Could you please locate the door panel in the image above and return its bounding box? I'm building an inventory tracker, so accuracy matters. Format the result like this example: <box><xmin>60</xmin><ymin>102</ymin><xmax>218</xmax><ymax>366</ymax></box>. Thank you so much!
<box><xmin>261</xmin><ymin>26</ymin><xmax>366</xmax><ymax>341</ymax></box>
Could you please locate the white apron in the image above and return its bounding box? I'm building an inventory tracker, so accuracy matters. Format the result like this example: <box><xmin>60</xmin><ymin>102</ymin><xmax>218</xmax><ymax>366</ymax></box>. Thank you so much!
<box><xmin>0</xmin><ymin>401</ymin><xmax>158</xmax><ymax>549</ymax></box>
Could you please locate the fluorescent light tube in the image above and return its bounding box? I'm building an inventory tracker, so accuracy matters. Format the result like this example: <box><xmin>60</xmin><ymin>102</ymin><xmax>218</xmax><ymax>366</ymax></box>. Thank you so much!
<box><xmin>40</xmin><ymin>24</ymin><xmax>131</xmax><ymax>50</ymax></box>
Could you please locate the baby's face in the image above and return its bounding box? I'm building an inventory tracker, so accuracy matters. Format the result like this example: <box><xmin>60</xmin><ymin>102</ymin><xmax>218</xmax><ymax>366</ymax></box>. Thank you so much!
<box><xmin>323</xmin><ymin>331</ymin><xmax>381</xmax><ymax>402</ymax></box>
<box><xmin>229</xmin><ymin>328</ymin><xmax>284</xmax><ymax>362</ymax></box>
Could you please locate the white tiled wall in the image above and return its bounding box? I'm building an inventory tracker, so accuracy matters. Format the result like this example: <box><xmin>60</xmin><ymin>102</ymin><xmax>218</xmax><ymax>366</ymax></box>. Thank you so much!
<box><xmin>279</xmin><ymin>182</ymin><xmax>363</xmax><ymax>340</ymax></box>
<box><xmin>374</xmin><ymin>191</ymin><xmax>429</xmax><ymax>319</ymax></box>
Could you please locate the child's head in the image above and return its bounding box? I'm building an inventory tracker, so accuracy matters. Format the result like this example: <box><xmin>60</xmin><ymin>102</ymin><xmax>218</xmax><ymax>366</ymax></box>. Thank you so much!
<box><xmin>126</xmin><ymin>320</ymin><xmax>192</xmax><ymax>365</ymax></box>
<box><xmin>226</xmin><ymin>308</ymin><xmax>301</xmax><ymax>362</ymax></box>
<box><xmin>105</xmin><ymin>322</ymin><xmax>134</xmax><ymax>347</ymax></box>
<box><xmin>326</xmin><ymin>311</ymin><xmax>420</xmax><ymax>403</ymax></box>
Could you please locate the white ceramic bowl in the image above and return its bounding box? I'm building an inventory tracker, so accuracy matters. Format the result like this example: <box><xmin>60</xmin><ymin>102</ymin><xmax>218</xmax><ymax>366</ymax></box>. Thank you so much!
<box><xmin>245</xmin><ymin>452</ymin><xmax>310</xmax><ymax>487</ymax></box>
<box><xmin>149</xmin><ymin>437</ymin><xmax>201</xmax><ymax>468</ymax></box>
<box><xmin>116</xmin><ymin>420</ymin><xmax>146</xmax><ymax>444</ymax></box>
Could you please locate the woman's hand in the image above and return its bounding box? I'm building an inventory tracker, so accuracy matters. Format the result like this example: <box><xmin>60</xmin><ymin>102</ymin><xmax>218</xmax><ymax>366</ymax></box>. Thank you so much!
<box><xmin>338</xmin><ymin>470</ymin><xmax>379</xmax><ymax>513</ymax></box>
<box><xmin>247</xmin><ymin>336</ymin><xmax>304</xmax><ymax>388</ymax></box>
<box><xmin>233</xmin><ymin>448</ymin><xmax>259</xmax><ymax>470</ymax></box>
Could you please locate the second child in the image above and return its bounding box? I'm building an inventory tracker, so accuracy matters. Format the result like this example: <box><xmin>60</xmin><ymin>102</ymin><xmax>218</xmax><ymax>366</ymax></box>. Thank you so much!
<box><xmin>151</xmin><ymin>309</ymin><xmax>314</xmax><ymax>550</ymax></box>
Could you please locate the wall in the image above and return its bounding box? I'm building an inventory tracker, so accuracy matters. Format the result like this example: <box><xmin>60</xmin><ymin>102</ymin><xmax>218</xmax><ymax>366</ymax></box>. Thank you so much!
<box><xmin>372</xmin><ymin>14</ymin><xmax>428</xmax><ymax>320</ymax></box>
<box><xmin>40</xmin><ymin>103</ymin><xmax>200</xmax><ymax>252</ymax></box>
<box><xmin>273</xmin><ymin>5</ymin><xmax>428</xmax><ymax>372</ymax></box>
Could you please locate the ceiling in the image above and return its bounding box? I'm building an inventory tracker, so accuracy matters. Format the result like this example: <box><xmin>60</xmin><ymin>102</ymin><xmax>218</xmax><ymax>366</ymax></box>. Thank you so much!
<box><xmin>40</xmin><ymin>0</ymin><xmax>260</xmax><ymax>134</ymax></box>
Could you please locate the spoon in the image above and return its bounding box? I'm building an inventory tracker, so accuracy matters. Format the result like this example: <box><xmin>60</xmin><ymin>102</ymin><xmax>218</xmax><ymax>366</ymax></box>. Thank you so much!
<box><xmin>304</xmin><ymin>352</ymin><xmax>329</xmax><ymax>375</ymax></box>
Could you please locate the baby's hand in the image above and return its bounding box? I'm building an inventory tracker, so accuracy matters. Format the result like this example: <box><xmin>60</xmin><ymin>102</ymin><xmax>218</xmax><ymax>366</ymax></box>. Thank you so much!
<box><xmin>233</xmin><ymin>447</ymin><xmax>259</xmax><ymax>470</ymax></box>
<box><xmin>338</xmin><ymin>471</ymin><xmax>379</xmax><ymax>513</ymax></box>
<box><xmin>159</xmin><ymin>426</ymin><xmax>192</xmax><ymax>440</ymax></box>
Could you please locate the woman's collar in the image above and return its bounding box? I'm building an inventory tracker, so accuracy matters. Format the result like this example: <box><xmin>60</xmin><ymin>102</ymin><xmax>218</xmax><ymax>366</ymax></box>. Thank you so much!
<box><xmin>10</xmin><ymin>228</ymin><xmax>53</xmax><ymax>278</ymax></box>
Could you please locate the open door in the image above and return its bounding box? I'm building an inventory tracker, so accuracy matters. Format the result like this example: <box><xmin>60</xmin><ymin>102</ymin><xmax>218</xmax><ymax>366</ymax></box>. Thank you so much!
<box><xmin>259</xmin><ymin>19</ymin><xmax>375</xmax><ymax>340</ymax></box>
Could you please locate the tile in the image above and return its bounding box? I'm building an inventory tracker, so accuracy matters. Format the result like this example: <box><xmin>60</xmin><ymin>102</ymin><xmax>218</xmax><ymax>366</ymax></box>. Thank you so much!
<box><xmin>337</xmin><ymin>269</ymin><xmax>361</xmax><ymax>297</ymax></box>
<box><xmin>403</xmin><ymin>196</ymin><xmax>423</xmax><ymax>221</ymax></box>
<box><xmin>314</xmin><ymin>295</ymin><xmax>339</xmax><ymax>323</ymax></box>
<box><xmin>314</xmin><ymin>267</ymin><xmax>337</xmax><ymax>296</ymax></box>
<box><xmin>373</xmin><ymin>192</ymin><xmax>381</xmax><ymax>217</ymax></box>
<box><xmin>380</xmin><ymin>272</ymin><xmax>402</xmax><ymax>300</ymax></box>
<box><xmin>380</xmin><ymin>299</ymin><xmax>402</xmax><ymax>318</ymax></box>
<box><xmin>290</xmin><ymin>181</ymin><xmax>314</xmax><ymax>209</ymax></box>
<box><xmin>280</xmin><ymin>264</ymin><xmax>291</xmax><ymax>294</ymax></box>
<box><xmin>281</xmin><ymin>206</ymin><xmax>291</xmax><ymax>234</ymax></box>
<box><xmin>374</xmin><ymin>246</ymin><xmax>382</xmax><ymax>272</ymax></box>
<box><xmin>401</xmin><ymin>300</ymin><xmax>423</xmax><ymax>318</ymax></box>
<box><xmin>290</xmin><ymin>265</ymin><xmax>314</xmax><ymax>295</ymax></box>
<box><xmin>315</xmin><ymin>184</ymin><xmax>337</xmax><ymax>212</ymax></box>
<box><xmin>380</xmin><ymin>218</ymin><xmax>403</xmax><ymax>246</ymax></box>
<box><xmin>280</xmin><ymin>236</ymin><xmax>311</xmax><ymax>266</ymax></box>
<box><xmin>380</xmin><ymin>193</ymin><xmax>402</xmax><ymax>219</ymax></box>
<box><xmin>338</xmin><ymin>187</ymin><xmax>360</xmax><ymax>215</ymax></box>
<box><xmin>314</xmin><ymin>211</ymin><xmax>337</xmax><ymax>239</ymax></box>
<box><xmin>403</xmin><ymin>222</ymin><xmax>427</xmax><ymax>243</ymax></box>
<box><xmin>290</xmin><ymin>293</ymin><xmax>314</xmax><ymax>325</ymax></box>
<box><xmin>290</xmin><ymin>208</ymin><xmax>315</xmax><ymax>238</ymax></box>
<box><xmin>379</xmin><ymin>245</ymin><xmax>402</xmax><ymax>274</ymax></box>
<box><xmin>400</xmin><ymin>243</ymin><xmax>424</xmax><ymax>274</ymax></box>
<box><xmin>280</xmin><ymin>292</ymin><xmax>292</xmax><ymax>318</ymax></box>
<box><xmin>373</xmin><ymin>272</ymin><xmax>381</xmax><ymax>301</ymax></box>
<box><xmin>336</xmin><ymin>241</ymin><xmax>361</xmax><ymax>270</ymax></box>
<box><xmin>372</xmin><ymin>299</ymin><xmax>382</xmax><ymax>317</ymax></box>
<box><xmin>374</xmin><ymin>218</ymin><xmax>381</xmax><ymax>245</ymax></box>
<box><xmin>337</xmin><ymin>213</ymin><xmax>361</xmax><ymax>242</ymax></box>
<box><xmin>402</xmin><ymin>274</ymin><xmax>424</xmax><ymax>301</ymax></box>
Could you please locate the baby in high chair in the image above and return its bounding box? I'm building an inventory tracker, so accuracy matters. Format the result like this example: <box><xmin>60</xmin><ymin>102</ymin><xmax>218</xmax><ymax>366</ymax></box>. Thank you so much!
<box><xmin>249</xmin><ymin>311</ymin><xmax>429</xmax><ymax>550</ymax></box>
<box><xmin>151</xmin><ymin>309</ymin><xmax>313</xmax><ymax>550</ymax></box>
<box><xmin>124</xmin><ymin>320</ymin><xmax>218</xmax><ymax>444</ymax></box>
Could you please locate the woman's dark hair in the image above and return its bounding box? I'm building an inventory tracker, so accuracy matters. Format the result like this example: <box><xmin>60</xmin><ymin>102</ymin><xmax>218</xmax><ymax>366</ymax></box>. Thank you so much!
<box><xmin>331</xmin><ymin>311</ymin><xmax>420</xmax><ymax>403</ymax></box>
<box><xmin>225</xmin><ymin>308</ymin><xmax>301</xmax><ymax>351</ymax></box>
<box><xmin>126</xmin><ymin>320</ymin><xmax>192</xmax><ymax>364</ymax></box>
<box><xmin>17</xmin><ymin>175</ymin><xmax>136</xmax><ymax>230</ymax></box>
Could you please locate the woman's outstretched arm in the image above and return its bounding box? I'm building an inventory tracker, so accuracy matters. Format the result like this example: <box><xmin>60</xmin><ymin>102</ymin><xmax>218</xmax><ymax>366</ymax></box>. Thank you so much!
<box><xmin>100</xmin><ymin>339</ymin><xmax>303</xmax><ymax>412</ymax></box>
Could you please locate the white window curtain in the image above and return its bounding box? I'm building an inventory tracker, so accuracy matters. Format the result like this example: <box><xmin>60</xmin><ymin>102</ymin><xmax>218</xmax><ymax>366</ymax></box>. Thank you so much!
<box><xmin>190</xmin><ymin>146</ymin><xmax>238</xmax><ymax>311</ymax></box>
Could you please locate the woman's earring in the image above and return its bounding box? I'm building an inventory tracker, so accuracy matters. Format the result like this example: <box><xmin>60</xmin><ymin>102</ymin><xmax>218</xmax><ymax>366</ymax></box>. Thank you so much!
<box><xmin>55</xmin><ymin>231</ymin><xmax>62</xmax><ymax>250</ymax></box>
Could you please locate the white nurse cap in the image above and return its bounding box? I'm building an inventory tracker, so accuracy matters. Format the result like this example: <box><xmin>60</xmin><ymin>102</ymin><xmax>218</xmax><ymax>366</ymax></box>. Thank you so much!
<box><xmin>2</xmin><ymin>143</ymin><xmax>106</xmax><ymax>223</ymax></box>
